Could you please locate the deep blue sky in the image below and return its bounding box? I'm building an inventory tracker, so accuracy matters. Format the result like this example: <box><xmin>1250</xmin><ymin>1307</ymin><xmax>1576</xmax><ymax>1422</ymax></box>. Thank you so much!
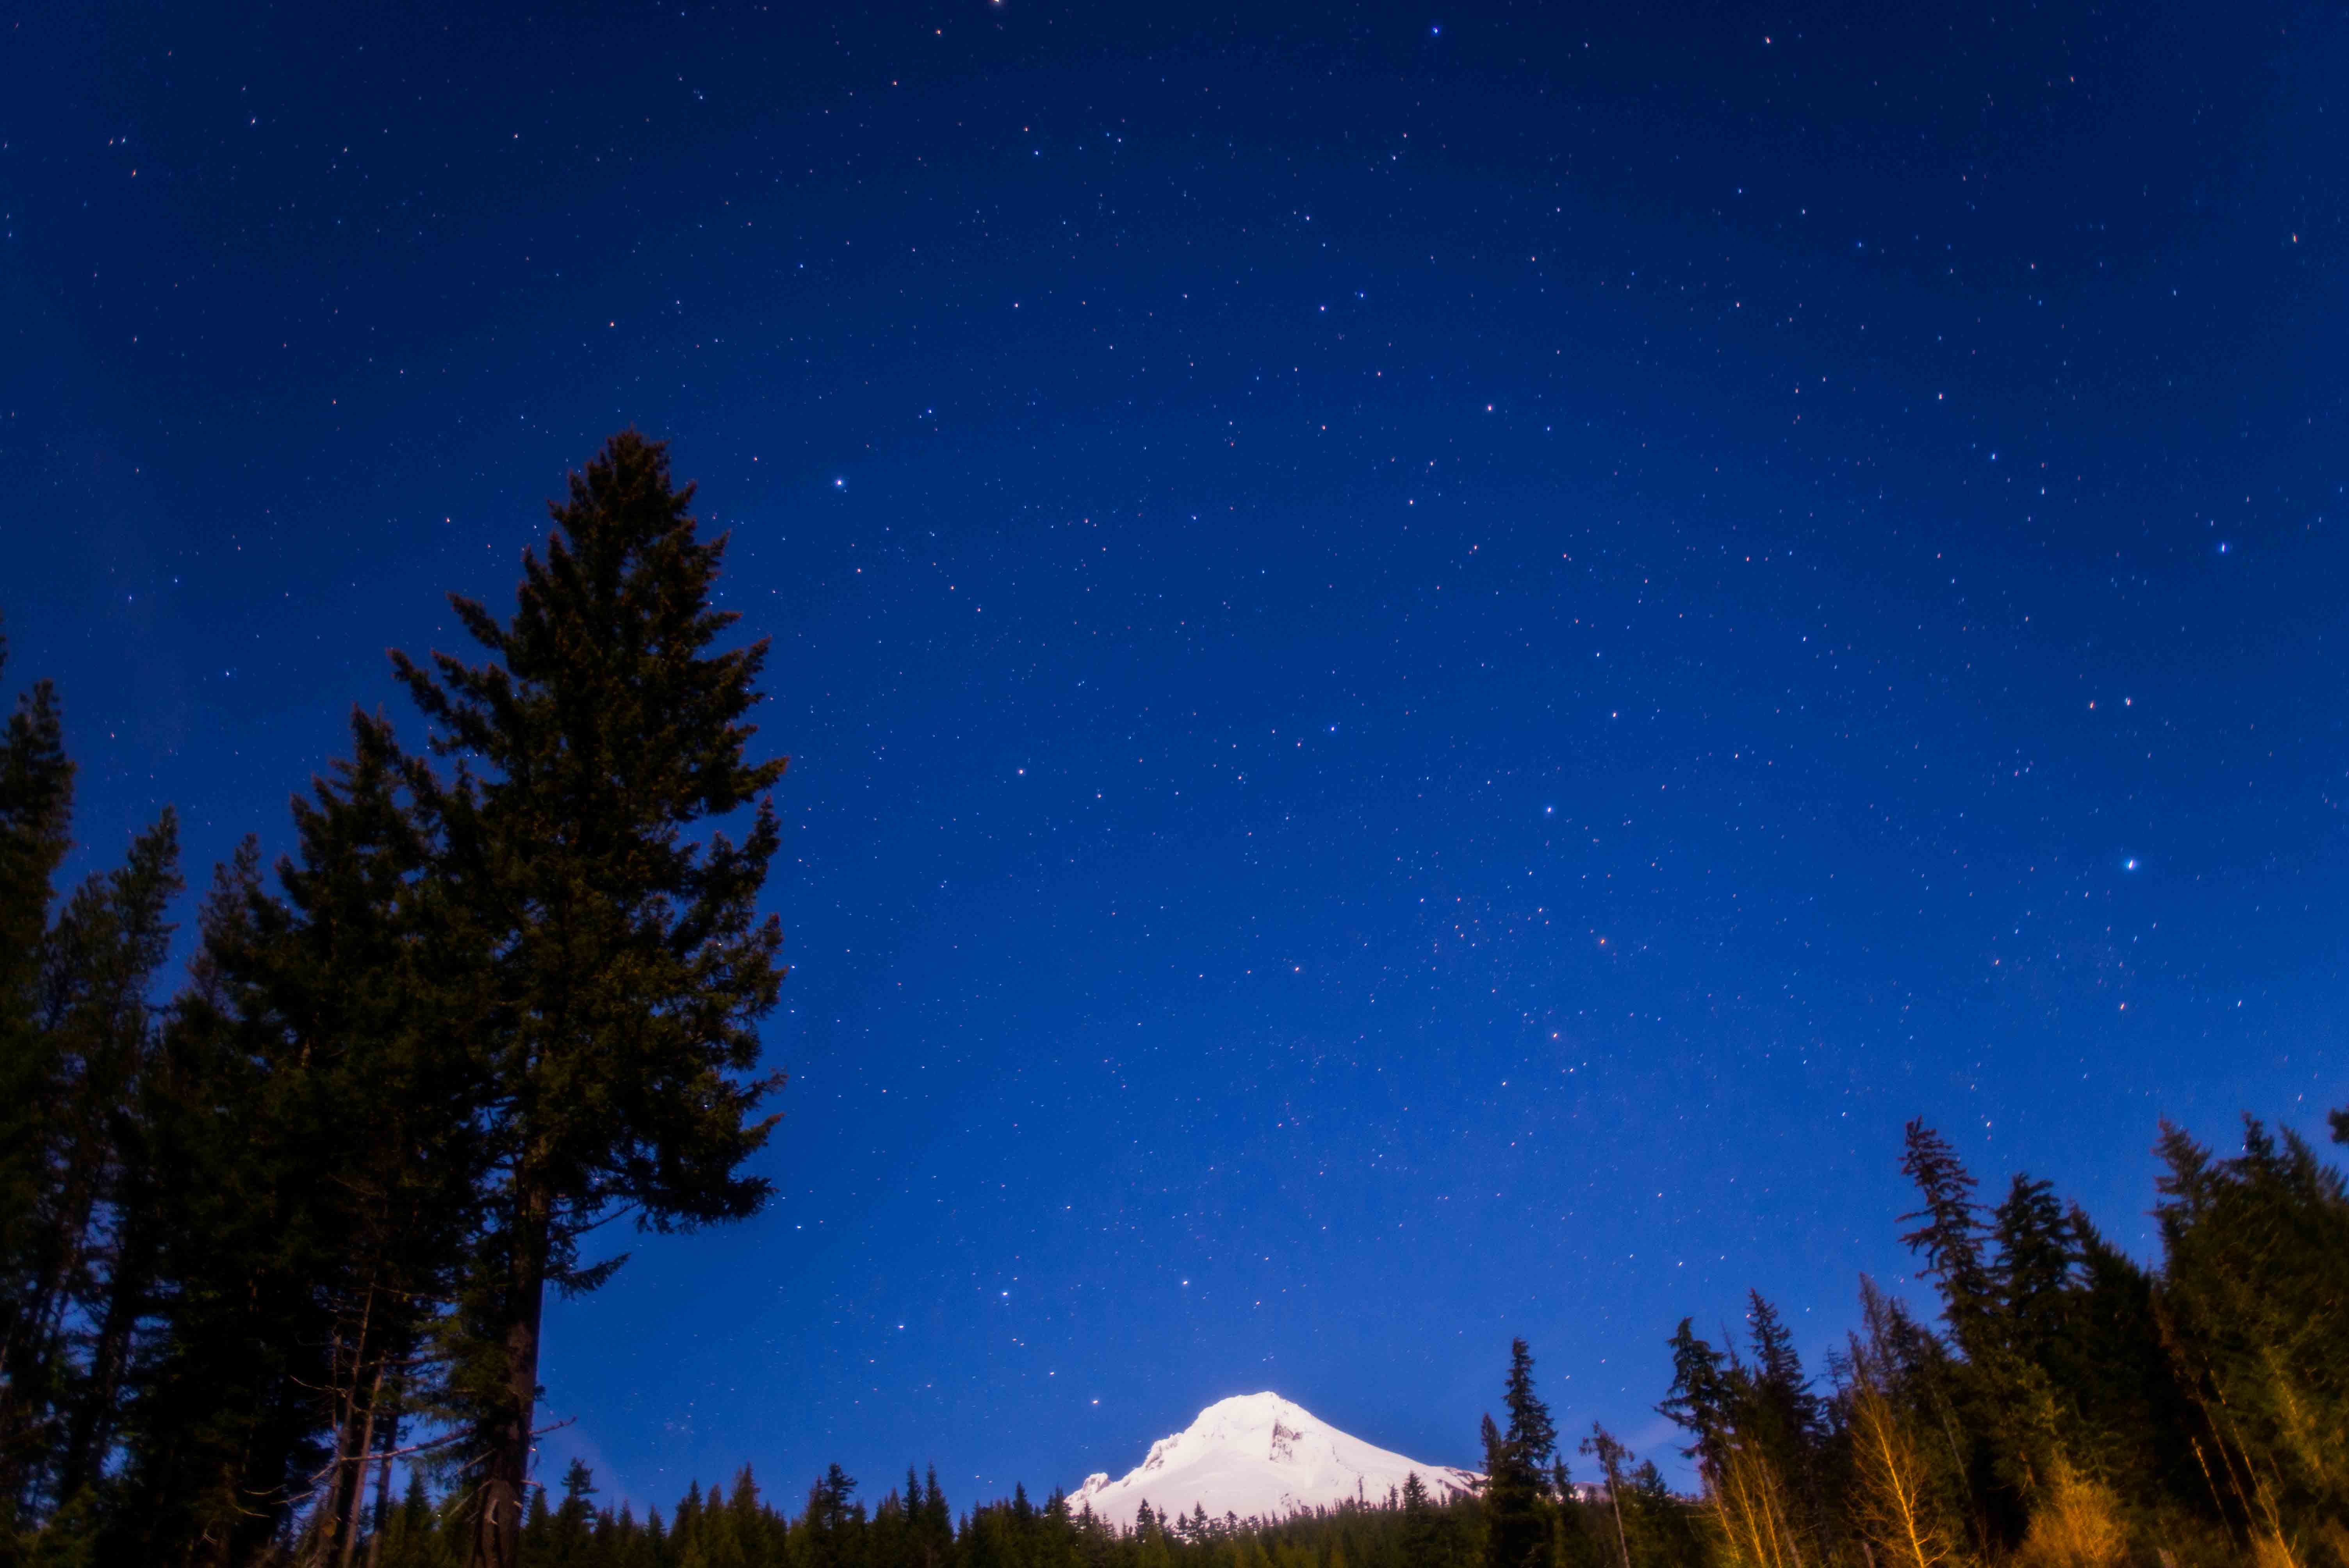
<box><xmin>8</xmin><ymin>0</ymin><xmax>2348</xmax><ymax>1516</ymax></box>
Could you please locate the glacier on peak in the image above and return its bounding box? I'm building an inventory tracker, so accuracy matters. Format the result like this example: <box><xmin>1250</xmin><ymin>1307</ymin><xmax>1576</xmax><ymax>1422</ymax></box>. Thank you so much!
<box><xmin>1068</xmin><ymin>1393</ymin><xmax>1479</xmax><ymax>1529</ymax></box>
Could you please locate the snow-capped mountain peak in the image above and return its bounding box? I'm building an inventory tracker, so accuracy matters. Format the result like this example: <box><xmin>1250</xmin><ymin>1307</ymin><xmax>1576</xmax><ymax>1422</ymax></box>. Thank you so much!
<box><xmin>1069</xmin><ymin>1393</ymin><xmax>1479</xmax><ymax>1528</ymax></box>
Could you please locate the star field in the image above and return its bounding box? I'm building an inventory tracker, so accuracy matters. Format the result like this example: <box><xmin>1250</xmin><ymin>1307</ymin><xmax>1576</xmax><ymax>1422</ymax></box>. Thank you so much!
<box><xmin>6</xmin><ymin>0</ymin><xmax>2347</xmax><ymax>1510</ymax></box>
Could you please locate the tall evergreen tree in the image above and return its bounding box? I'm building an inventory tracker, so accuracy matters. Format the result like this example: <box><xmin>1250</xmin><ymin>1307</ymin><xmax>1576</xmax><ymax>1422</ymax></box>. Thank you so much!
<box><xmin>107</xmin><ymin>844</ymin><xmax>342</xmax><ymax>1565</ymax></box>
<box><xmin>1483</xmin><ymin>1339</ymin><xmax>1557</xmax><ymax>1568</ymax></box>
<box><xmin>2152</xmin><ymin>1115</ymin><xmax>2349</xmax><ymax>1556</ymax></box>
<box><xmin>1738</xmin><ymin>1295</ymin><xmax>1823</xmax><ymax>1493</ymax></box>
<box><xmin>1502</xmin><ymin>1339</ymin><xmax>1560</xmax><ymax>1482</ymax></box>
<box><xmin>387</xmin><ymin>432</ymin><xmax>791</xmax><ymax>1568</ymax></box>
<box><xmin>1893</xmin><ymin>1123</ymin><xmax>2010</xmax><ymax>1552</ymax></box>
<box><xmin>1741</xmin><ymin>1295</ymin><xmax>1819</xmax><ymax>1461</ymax></box>
<box><xmin>798</xmin><ymin>1465</ymin><xmax>866</xmax><ymax>1568</ymax></box>
<box><xmin>100</xmin><ymin>716</ymin><xmax>492</xmax><ymax>1565</ymax></box>
<box><xmin>260</xmin><ymin>714</ymin><xmax>491</xmax><ymax>1567</ymax></box>
<box><xmin>1896</xmin><ymin>1122</ymin><xmax>1990</xmax><ymax>1348</ymax></box>
<box><xmin>0</xmin><ymin>627</ymin><xmax>182</xmax><ymax>1543</ymax></box>
<box><xmin>0</xmin><ymin>755</ymin><xmax>180</xmax><ymax>1538</ymax></box>
<box><xmin>1656</xmin><ymin>1321</ymin><xmax>1732</xmax><ymax>1478</ymax></box>
<box><xmin>0</xmin><ymin>633</ymin><xmax>77</xmax><ymax>1534</ymax></box>
<box><xmin>45</xmin><ymin>809</ymin><xmax>183</xmax><ymax>1510</ymax></box>
<box><xmin>2058</xmin><ymin>1206</ymin><xmax>2195</xmax><ymax>1504</ymax></box>
<box><xmin>1987</xmin><ymin>1174</ymin><xmax>2073</xmax><ymax>1361</ymax></box>
<box><xmin>916</xmin><ymin>1465</ymin><xmax>954</xmax><ymax>1568</ymax></box>
<box><xmin>1738</xmin><ymin>1293</ymin><xmax>1827</xmax><ymax>1566</ymax></box>
<box><xmin>1399</xmin><ymin>1474</ymin><xmax>1437</xmax><ymax>1568</ymax></box>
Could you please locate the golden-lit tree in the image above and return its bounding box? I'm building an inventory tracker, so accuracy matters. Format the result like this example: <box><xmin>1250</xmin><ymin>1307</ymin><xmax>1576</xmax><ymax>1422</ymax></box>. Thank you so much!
<box><xmin>1707</xmin><ymin>1439</ymin><xmax>1807</xmax><ymax>1568</ymax></box>
<box><xmin>1843</xmin><ymin>1345</ymin><xmax>1961</xmax><ymax>1568</ymax></box>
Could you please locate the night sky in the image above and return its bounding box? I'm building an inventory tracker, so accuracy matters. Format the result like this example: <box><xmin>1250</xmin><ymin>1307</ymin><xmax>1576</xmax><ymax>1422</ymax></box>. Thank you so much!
<box><xmin>9</xmin><ymin>0</ymin><xmax>2348</xmax><ymax>1515</ymax></box>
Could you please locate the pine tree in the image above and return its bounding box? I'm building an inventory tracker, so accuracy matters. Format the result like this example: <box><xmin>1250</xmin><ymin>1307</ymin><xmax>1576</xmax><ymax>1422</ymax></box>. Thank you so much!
<box><xmin>545</xmin><ymin>1459</ymin><xmax>600</xmax><ymax>1568</ymax></box>
<box><xmin>798</xmin><ymin>1465</ymin><xmax>865</xmax><ymax>1568</ymax></box>
<box><xmin>104</xmin><ymin>714</ymin><xmax>493</xmax><ymax>1562</ymax></box>
<box><xmin>0</xmin><ymin>790</ymin><xmax>180</xmax><ymax>1533</ymax></box>
<box><xmin>375</xmin><ymin>1468</ymin><xmax>453</xmax><ymax>1568</ymax></box>
<box><xmin>106</xmin><ymin>844</ymin><xmax>342</xmax><ymax>1563</ymax></box>
<box><xmin>1963</xmin><ymin>1172</ymin><xmax>2087</xmax><ymax>1532</ymax></box>
<box><xmin>48</xmin><ymin>810</ymin><xmax>183</xmax><ymax>1507</ymax></box>
<box><xmin>1037</xmin><ymin>1486</ymin><xmax>1081</xmax><ymax>1568</ymax></box>
<box><xmin>1897</xmin><ymin>1122</ymin><xmax>1991</xmax><ymax>1347</ymax></box>
<box><xmin>1399</xmin><ymin>1474</ymin><xmax>1463</xmax><ymax>1568</ymax></box>
<box><xmin>1988</xmin><ymin>1175</ymin><xmax>2073</xmax><ymax>1359</ymax></box>
<box><xmin>917</xmin><ymin>1465</ymin><xmax>954</xmax><ymax>1568</ymax></box>
<box><xmin>1893</xmin><ymin>1123</ymin><xmax>2009</xmax><ymax>1551</ymax></box>
<box><xmin>1739</xmin><ymin>1293</ymin><xmax>1826</xmax><ymax>1562</ymax></box>
<box><xmin>1481</xmin><ymin>1338</ymin><xmax>1554</xmax><ymax>1568</ymax></box>
<box><xmin>0</xmin><ymin>634</ymin><xmax>76</xmax><ymax>1534</ymax></box>
<box><xmin>2059</xmin><ymin>1206</ymin><xmax>2194</xmax><ymax>1505</ymax></box>
<box><xmin>1741</xmin><ymin>1295</ymin><xmax>1818</xmax><ymax>1461</ymax></box>
<box><xmin>2152</xmin><ymin>1116</ymin><xmax>2349</xmax><ymax>1555</ymax></box>
<box><xmin>1656</xmin><ymin>1322</ymin><xmax>1732</xmax><ymax>1477</ymax></box>
<box><xmin>262</xmin><ymin>712</ymin><xmax>492</xmax><ymax>1564</ymax></box>
<box><xmin>1502</xmin><ymin>1339</ymin><xmax>1560</xmax><ymax>1481</ymax></box>
<box><xmin>0</xmin><ymin>633</ymin><xmax>197</xmax><ymax>1545</ymax></box>
<box><xmin>1616</xmin><ymin>1461</ymin><xmax>1702</xmax><ymax>1568</ymax></box>
<box><xmin>387</xmin><ymin>433</ymin><xmax>790</xmax><ymax>1568</ymax></box>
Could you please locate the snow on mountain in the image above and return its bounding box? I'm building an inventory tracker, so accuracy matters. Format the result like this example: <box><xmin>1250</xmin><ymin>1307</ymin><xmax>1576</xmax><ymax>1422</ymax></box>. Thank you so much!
<box><xmin>1068</xmin><ymin>1393</ymin><xmax>1480</xmax><ymax>1528</ymax></box>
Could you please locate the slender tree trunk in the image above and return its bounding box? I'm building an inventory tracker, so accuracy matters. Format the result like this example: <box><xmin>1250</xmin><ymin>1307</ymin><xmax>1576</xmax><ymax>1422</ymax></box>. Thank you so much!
<box><xmin>468</xmin><ymin>1182</ymin><xmax>548</xmax><ymax>1568</ymax></box>
<box><xmin>333</xmin><ymin>1347</ymin><xmax>388</xmax><ymax>1568</ymax></box>
<box><xmin>365</xmin><ymin>1403</ymin><xmax>399</xmax><ymax>1568</ymax></box>
<box><xmin>55</xmin><ymin>1201</ymin><xmax>151</xmax><ymax>1501</ymax></box>
<box><xmin>4</xmin><ymin>1139</ymin><xmax>103</xmax><ymax>1513</ymax></box>
<box><xmin>1605</xmin><ymin>1472</ymin><xmax>1631</xmax><ymax>1568</ymax></box>
<box><xmin>319</xmin><ymin>1275</ymin><xmax>385</xmax><ymax>1568</ymax></box>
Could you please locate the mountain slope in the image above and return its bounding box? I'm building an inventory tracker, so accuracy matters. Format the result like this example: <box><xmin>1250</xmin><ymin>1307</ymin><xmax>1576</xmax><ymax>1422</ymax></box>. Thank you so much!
<box><xmin>1068</xmin><ymin>1393</ymin><xmax>1480</xmax><ymax>1527</ymax></box>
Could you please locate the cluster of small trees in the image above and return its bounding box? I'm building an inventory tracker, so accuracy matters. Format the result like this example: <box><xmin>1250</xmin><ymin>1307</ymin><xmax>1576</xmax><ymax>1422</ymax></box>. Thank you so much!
<box><xmin>361</xmin><ymin>1454</ymin><xmax>1546</xmax><ymax>1568</ymax></box>
<box><xmin>0</xmin><ymin>434</ymin><xmax>792</xmax><ymax>1567</ymax></box>
<box><xmin>357</xmin><ymin>1349</ymin><xmax>1704</xmax><ymax>1568</ymax></box>
<box><xmin>1647</xmin><ymin>1118</ymin><xmax>2349</xmax><ymax>1568</ymax></box>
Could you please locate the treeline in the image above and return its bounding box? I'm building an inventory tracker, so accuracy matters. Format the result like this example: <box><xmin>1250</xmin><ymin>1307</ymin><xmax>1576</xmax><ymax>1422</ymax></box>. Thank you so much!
<box><xmin>2</xmin><ymin>435</ymin><xmax>792</xmax><ymax>1568</ymax></box>
<box><xmin>363</xmin><ymin>1450</ymin><xmax>1691</xmax><ymax>1568</ymax></box>
<box><xmin>385</xmin><ymin>1106</ymin><xmax>2347</xmax><ymax>1568</ymax></box>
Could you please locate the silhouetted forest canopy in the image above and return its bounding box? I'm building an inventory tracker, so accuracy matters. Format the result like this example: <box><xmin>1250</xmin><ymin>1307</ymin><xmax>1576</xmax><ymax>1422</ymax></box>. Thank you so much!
<box><xmin>4</xmin><ymin>436</ymin><xmax>2345</xmax><ymax>1568</ymax></box>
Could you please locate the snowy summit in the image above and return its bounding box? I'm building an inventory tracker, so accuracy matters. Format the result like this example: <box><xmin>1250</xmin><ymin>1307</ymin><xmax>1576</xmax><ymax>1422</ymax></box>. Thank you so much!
<box><xmin>1068</xmin><ymin>1393</ymin><xmax>1480</xmax><ymax>1528</ymax></box>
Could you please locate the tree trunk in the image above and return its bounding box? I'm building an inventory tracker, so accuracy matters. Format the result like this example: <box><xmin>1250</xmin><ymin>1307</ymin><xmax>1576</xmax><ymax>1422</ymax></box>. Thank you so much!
<box><xmin>1606</xmin><ymin>1473</ymin><xmax>1631</xmax><ymax>1568</ymax></box>
<box><xmin>55</xmin><ymin>1201</ymin><xmax>151</xmax><ymax>1502</ymax></box>
<box><xmin>365</xmin><ymin>1403</ymin><xmax>399</xmax><ymax>1568</ymax></box>
<box><xmin>468</xmin><ymin>1183</ymin><xmax>548</xmax><ymax>1568</ymax></box>
<box><xmin>331</xmin><ymin>1345</ymin><xmax>388</xmax><ymax>1568</ymax></box>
